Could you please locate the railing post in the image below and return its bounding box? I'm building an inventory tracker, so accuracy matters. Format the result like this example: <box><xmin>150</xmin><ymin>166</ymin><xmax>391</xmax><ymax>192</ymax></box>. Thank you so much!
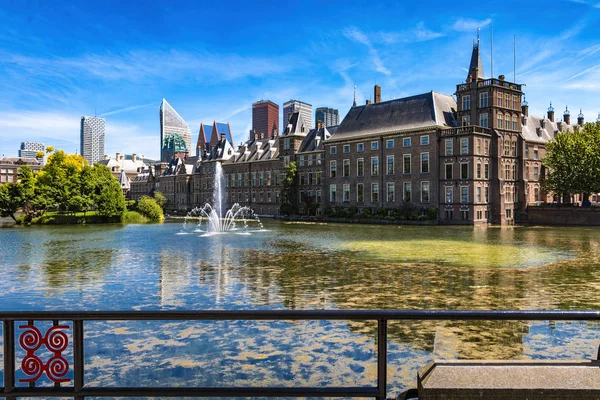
<box><xmin>3</xmin><ymin>320</ymin><xmax>15</xmax><ymax>399</ymax></box>
<box><xmin>377</xmin><ymin>318</ymin><xmax>387</xmax><ymax>400</ymax></box>
<box><xmin>73</xmin><ymin>319</ymin><xmax>84</xmax><ymax>400</ymax></box>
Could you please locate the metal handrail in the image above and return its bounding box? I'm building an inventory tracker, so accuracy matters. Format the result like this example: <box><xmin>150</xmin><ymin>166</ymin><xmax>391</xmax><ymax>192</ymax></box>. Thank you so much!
<box><xmin>3</xmin><ymin>309</ymin><xmax>600</xmax><ymax>399</ymax></box>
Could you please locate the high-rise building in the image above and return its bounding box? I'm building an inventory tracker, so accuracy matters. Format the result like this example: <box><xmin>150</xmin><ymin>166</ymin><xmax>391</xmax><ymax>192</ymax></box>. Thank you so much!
<box><xmin>18</xmin><ymin>141</ymin><xmax>45</xmax><ymax>158</ymax></box>
<box><xmin>80</xmin><ymin>116</ymin><xmax>105</xmax><ymax>165</ymax></box>
<box><xmin>283</xmin><ymin>100</ymin><xmax>312</xmax><ymax>133</ymax></box>
<box><xmin>315</xmin><ymin>107</ymin><xmax>340</xmax><ymax>128</ymax></box>
<box><xmin>160</xmin><ymin>99</ymin><xmax>192</xmax><ymax>162</ymax></box>
<box><xmin>251</xmin><ymin>100</ymin><xmax>279</xmax><ymax>140</ymax></box>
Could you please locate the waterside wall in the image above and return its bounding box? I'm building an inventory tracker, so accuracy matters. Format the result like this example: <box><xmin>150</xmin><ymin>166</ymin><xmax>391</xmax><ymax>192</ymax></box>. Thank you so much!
<box><xmin>527</xmin><ymin>206</ymin><xmax>600</xmax><ymax>226</ymax></box>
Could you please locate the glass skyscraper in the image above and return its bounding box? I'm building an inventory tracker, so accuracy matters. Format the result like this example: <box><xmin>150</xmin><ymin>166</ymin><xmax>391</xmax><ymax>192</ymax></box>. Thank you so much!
<box><xmin>283</xmin><ymin>100</ymin><xmax>312</xmax><ymax>132</ymax></box>
<box><xmin>160</xmin><ymin>99</ymin><xmax>192</xmax><ymax>162</ymax></box>
<box><xmin>315</xmin><ymin>107</ymin><xmax>340</xmax><ymax>128</ymax></box>
<box><xmin>80</xmin><ymin>116</ymin><xmax>105</xmax><ymax>165</ymax></box>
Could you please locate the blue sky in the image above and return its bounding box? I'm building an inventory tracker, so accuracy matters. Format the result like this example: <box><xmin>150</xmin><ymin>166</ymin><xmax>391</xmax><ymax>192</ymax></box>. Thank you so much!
<box><xmin>1</xmin><ymin>0</ymin><xmax>599</xmax><ymax>160</ymax></box>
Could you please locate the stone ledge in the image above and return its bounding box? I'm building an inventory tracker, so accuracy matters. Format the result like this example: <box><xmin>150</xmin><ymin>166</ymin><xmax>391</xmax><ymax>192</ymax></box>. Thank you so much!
<box><xmin>418</xmin><ymin>360</ymin><xmax>600</xmax><ymax>400</ymax></box>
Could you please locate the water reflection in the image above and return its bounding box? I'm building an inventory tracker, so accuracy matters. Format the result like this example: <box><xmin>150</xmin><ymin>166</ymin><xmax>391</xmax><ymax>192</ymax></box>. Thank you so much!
<box><xmin>1</xmin><ymin>222</ymin><xmax>600</xmax><ymax>392</ymax></box>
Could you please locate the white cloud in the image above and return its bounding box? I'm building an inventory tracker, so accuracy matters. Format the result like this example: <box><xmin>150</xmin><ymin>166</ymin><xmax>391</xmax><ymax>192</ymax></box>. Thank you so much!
<box><xmin>451</xmin><ymin>18</ymin><xmax>492</xmax><ymax>32</ymax></box>
<box><xmin>343</xmin><ymin>26</ymin><xmax>391</xmax><ymax>76</ymax></box>
<box><xmin>100</xmin><ymin>103</ymin><xmax>154</xmax><ymax>117</ymax></box>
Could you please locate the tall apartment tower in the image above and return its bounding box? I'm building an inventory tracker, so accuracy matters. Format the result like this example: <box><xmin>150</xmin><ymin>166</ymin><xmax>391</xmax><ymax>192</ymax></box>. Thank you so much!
<box><xmin>283</xmin><ymin>100</ymin><xmax>312</xmax><ymax>132</ymax></box>
<box><xmin>315</xmin><ymin>107</ymin><xmax>340</xmax><ymax>128</ymax></box>
<box><xmin>252</xmin><ymin>100</ymin><xmax>279</xmax><ymax>140</ymax></box>
<box><xmin>19</xmin><ymin>141</ymin><xmax>45</xmax><ymax>158</ymax></box>
<box><xmin>80</xmin><ymin>116</ymin><xmax>105</xmax><ymax>165</ymax></box>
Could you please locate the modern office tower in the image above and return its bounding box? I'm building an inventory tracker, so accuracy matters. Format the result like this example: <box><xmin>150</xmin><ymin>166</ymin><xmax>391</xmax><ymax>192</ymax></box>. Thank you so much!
<box><xmin>160</xmin><ymin>98</ymin><xmax>192</xmax><ymax>162</ymax></box>
<box><xmin>283</xmin><ymin>100</ymin><xmax>312</xmax><ymax>132</ymax></box>
<box><xmin>80</xmin><ymin>116</ymin><xmax>105</xmax><ymax>165</ymax></box>
<box><xmin>315</xmin><ymin>107</ymin><xmax>340</xmax><ymax>128</ymax></box>
<box><xmin>252</xmin><ymin>100</ymin><xmax>279</xmax><ymax>140</ymax></box>
<box><xmin>18</xmin><ymin>141</ymin><xmax>45</xmax><ymax>158</ymax></box>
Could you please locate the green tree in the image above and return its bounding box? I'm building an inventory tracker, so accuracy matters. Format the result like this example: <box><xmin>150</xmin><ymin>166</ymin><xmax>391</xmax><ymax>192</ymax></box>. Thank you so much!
<box><xmin>543</xmin><ymin>122</ymin><xmax>600</xmax><ymax>203</ymax></box>
<box><xmin>90</xmin><ymin>164</ymin><xmax>126</xmax><ymax>218</ymax></box>
<box><xmin>153</xmin><ymin>191</ymin><xmax>168</xmax><ymax>211</ymax></box>
<box><xmin>17</xmin><ymin>166</ymin><xmax>50</xmax><ymax>221</ymax></box>
<box><xmin>36</xmin><ymin>150</ymin><xmax>87</xmax><ymax>210</ymax></box>
<box><xmin>0</xmin><ymin>183</ymin><xmax>21</xmax><ymax>221</ymax></box>
<box><xmin>137</xmin><ymin>196</ymin><xmax>164</xmax><ymax>223</ymax></box>
<box><xmin>279</xmin><ymin>161</ymin><xmax>298</xmax><ymax>216</ymax></box>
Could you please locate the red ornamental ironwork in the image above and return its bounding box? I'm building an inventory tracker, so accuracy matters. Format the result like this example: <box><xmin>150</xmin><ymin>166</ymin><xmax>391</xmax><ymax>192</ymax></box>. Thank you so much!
<box><xmin>19</xmin><ymin>324</ymin><xmax>70</xmax><ymax>383</ymax></box>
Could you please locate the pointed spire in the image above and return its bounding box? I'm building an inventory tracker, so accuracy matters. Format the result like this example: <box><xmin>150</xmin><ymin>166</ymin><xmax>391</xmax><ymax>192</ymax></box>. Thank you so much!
<box><xmin>353</xmin><ymin>85</ymin><xmax>357</xmax><ymax>107</ymax></box>
<box><xmin>467</xmin><ymin>29</ymin><xmax>485</xmax><ymax>81</ymax></box>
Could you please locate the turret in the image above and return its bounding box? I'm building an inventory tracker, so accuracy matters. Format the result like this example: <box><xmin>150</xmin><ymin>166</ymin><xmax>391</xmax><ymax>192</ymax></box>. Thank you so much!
<box><xmin>577</xmin><ymin>109</ymin><xmax>584</xmax><ymax>126</ymax></box>
<box><xmin>564</xmin><ymin>106</ymin><xmax>571</xmax><ymax>125</ymax></box>
<box><xmin>547</xmin><ymin>102</ymin><xmax>554</xmax><ymax>122</ymax></box>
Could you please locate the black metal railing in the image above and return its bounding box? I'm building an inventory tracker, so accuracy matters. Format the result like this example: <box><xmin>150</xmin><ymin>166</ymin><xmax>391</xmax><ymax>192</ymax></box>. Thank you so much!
<box><xmin>2</xmin><ymin>309</ymin><xmax>600</xmax><ymax>399</ymax></box>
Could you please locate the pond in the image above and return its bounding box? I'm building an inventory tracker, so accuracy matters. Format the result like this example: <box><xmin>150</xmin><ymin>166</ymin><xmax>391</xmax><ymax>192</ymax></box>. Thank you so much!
<box><xmin>1</xmin><ymin>221</ymin><xmax>600</xmax><ymax>395</ymax></box>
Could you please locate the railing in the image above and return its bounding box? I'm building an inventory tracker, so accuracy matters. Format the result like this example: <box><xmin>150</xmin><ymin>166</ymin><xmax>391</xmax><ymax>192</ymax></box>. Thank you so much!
<box><xmin>457</xmin><ymin>79</ymin><xmax>522</xmax><ymax>92</ymax></box>
<box><xmin>2</xmin><ymin>310</ymin><xmax>600</xmax><ymax>399</ymax></box>
<box><xmin>440</xmin><ymin>125</ymin><xmax>492</xmax><ymax>137</ymax></box>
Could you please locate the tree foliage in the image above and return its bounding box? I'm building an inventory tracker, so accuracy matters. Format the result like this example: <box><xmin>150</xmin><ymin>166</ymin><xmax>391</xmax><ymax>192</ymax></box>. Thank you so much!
<box><xmin>153</xmin><ymin>191</ymin><xmax>168</xmax><ymax>211</ymax></box>
<box><xmin>279</xmin><ymin>161</ymin><xmax>298</xmax><ymax>216</ymax></box>
<box><xmin>543</xmin><ymin>122</ymin><xmax>600</xmax><ymax>200</ymax></box>
<box><xmin>137</xmin><ymin>196</ymin><xmax>164</xmax><ymax>223</ymax></box>
<box><xmin>0</xmin><ymin>149</ymin><xmax>127</xmax><ymax>223</ymax></box>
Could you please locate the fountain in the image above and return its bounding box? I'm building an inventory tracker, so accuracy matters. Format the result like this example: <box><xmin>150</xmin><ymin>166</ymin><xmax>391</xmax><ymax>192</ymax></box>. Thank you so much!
<box><xmin>183</xmin><ymin>162</ymin><xmax>264</xmax><ymax>234</ymax></box>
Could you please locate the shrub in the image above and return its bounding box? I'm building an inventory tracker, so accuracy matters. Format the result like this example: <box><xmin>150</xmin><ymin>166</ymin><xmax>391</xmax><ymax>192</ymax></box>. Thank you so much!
<box><xmin>323</xmin><ymin>205</ymin><xmax>334</xmax><ymax>217</ymax></box>
<box><xmin>427</xmin><ymin>207</ymin><xmax>438</xmax><ymax>220</ymax></box>
<box><xmin>334</xmin><ymin>206</ymin><xmax>347</xmax><ymax>218</ymax></box>
<box><xmin>347</xmin><ymin>206</ymin><xmax>358</xmax><ymax>218</ymax></box>
<box><xmin>359</xmin><ymin>207</ymin><xmax>373</xmax><ymax>219</ymax></box>
<box><xmin>122</xmin><ymin>211</ymin><xmax>148</xmax><ymax>224</ymax></box>
<box><xmin>137</xmin><ymin>196</ymin><xmax>164</xmax><ymax>223</ymax></box>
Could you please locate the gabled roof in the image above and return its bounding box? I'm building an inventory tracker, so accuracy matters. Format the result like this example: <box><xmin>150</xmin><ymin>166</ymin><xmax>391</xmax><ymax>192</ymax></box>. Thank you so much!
<box><xmin>196</xmin><ymin>123</ymin><xmax>209</xmax><ymax>153</ymax></box>
<box><xmin>209</xmin><ymin>122</ymin><xmax>234</xmax><ymax>149</ymax></box>
<box><xmin>298</xmin><ymin>125</ymin><xmax>336</xmax><ymax>153</ymax></box>
<box><xmin>118</xmin><ymin>169</ymin><xmax>130</xmax><ymax>190</ymax></box>
<box><xmin>333</xmin><ymin>91</ymin><xmax>457</xmax><ymax>141</ymax></box>
<box><xmin>283</xmin><ymin>112</ymin><xmax>308</xmax><ymax>136</ymax></box>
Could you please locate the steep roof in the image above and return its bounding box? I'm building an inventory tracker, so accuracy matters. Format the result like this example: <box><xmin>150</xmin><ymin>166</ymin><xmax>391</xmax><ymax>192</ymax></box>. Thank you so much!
<box><xmin>333</xmin><ymin>92</ymin><xmax>457</xmax><ymax>141</ymax></box>
<box><xmin>298</xmin><ymin>125</ymin><xmax>336</xmax><ymax>153</ymax></box>
<box><xmin>520</xmin><ymin>115</ymin><xmax>573</xmax><ymax>144</ymax></box>
<box><xmin>468</xmin><ymin>44</ymin><xmax>485</xmax><ymax>81</ymax></box>
<box><xmin>208</xmin><ymin>122</ymin><xmax>234</xmax><ymax>149</ymax></box>
<box><xmin>283</xmin><ymin>112</ymin><xmax>308</xmax><ymax>136</ymax></box>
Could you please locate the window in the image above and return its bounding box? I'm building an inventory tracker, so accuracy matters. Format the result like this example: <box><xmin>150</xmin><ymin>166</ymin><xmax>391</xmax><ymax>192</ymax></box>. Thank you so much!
<box><xmin>477</xmin><ymin>209</ymin><xmax>483</xmax><ymax>220</ymax></box>
<box><xmin>371</xmin><ymin>141</ymin><xmax>379</xmax><ymax>150</ymax></box>
<box><xmin>534</xmin><ymin>187</ymin><xmax>540</xmax><ymax>201</ymax></box>
<box><xmin>357</xmin><ymin>158</ymin><xmax>364</xmax><ymax>176</ymax></box>
<box><xmin>476</xmin><ymin>163</ymin><xmax>482</xmax><ymax>179</ymax></box>
<box><xmin>505</xmin><ymin>94</ymin><xmax>510</xmax><ymax>108</ymax></box>
<box><xmin>357</xmin><ymin>183</ymin><xmax>364</xmax><ymax>202</ymax></box>
<box><xmin>371</xmin><ymin>183</ymin><xmax>379</xmax><ymax>202</ymax></box>
<box><xmin>479</xmin><ymin>92</ymin><xmax>488</xmax><ymax>108</ymax></box>
<box><xmin>484</xmin><ymin>140</ymin><xmax>490</xmax><ymax>155</ymax></box>
<box><xmin>461</xmin><ymin>186</ymin><xmax>468</xmax><ymax>204</ymax></box>
<box><xmin>308</xmin><ymin>154</ymin><xmax>313</xmax><ymax>166</ymax></box>
<box><xmin>371</xmin><ymin>157</ymin><xmax>379</xmax><ymax>175</ymax></box>
<box><xmin>343</xmin><ymin>184</ymin><xmax>350</xmax><ymax>202</ymax></box>
<box><xmin>330</xmin><ymin>160</ymin><xmax>337</xmax><ymax>177</ymax></box>
<box><xmin>267</xmin><ymin>171</ymin><xmax>272</xmax><ymax>186</ymax></box>
<box><xmin>316</xmin><ymin>190</ymin><xmax>322</xmax><ymax>203</ymax></box>
<box><xmin>461</xmin><ymin>210</ymin><xmax>469</xmax><ymax>220</ymax></box>
<box><xmin>512</xmin><ymin>116</ymin><xmax>518</xmax><ymax>131</ymax></box>
<box><xmin>420</xmin><ymin>135</ymin><xmax>429</xmax><ymax>145</ymax></box>
<box><xmin>445</xmin><ymin>164</ymin><xmax>453</xmax><ymax>180</ymax></box>
<box><xmin>445</xmin><ymin>139</ymin><xmax>453</xmax><ymax>156</ymax></box>
<box><xmin>403</xmin><ymin>154</ymin><xmax>411</xmax><ymax>174</ymax></box>
<box><xmin>462</xmin><ymin>95</ymin><xmax>471</xmax><ymax>110</ymax></box>
<box><xmin>477</xmin><ymin>138</ymin><xmax>482</xmax><ymax>154</ymax></box>
<box><xmin>533</xmin><ymin>166</ymin><xmax>539</xmax><ymax>181</ymax></box>
<box><xmin>316</xmin><ymin>154</ymin><xmax>322</xmax><ymax>165</ymax></box>
<box><xmin>445</xmin><ymin>186</ymin><xmax>453</xmax><ymax>204</ymax></box>
<box><xmin>386</xmin><ymin>155</ymin><xmax>394</xmax><ymax>175</ymax></box>
<box><xmin>403</xmin><ymin>182</ymin><xmax>412</xmax><ymax>202</ymax></box>
<box><xmin>462</xmin><ymin>115</ymin><xmax>471</xmax><ymax>126</ymax></box>
<box><xmin>476</xmin><ymin>187</ymin><xmax>482</xmax><ymax>203</ymax></box>
<box><xmin>484</xmin><ymin>163</ymin><xmax>489</xmax><ymax>179</ymax></box>
<box><xmin>460</xmin><ymin>138</ymin><xmax>468</xmax><ymax>155</ymax></box>
<box><xmin>276</xmin><ymin>191</ymin><xmax>280</xmax><ymax>203</ymax></box>
<box><xmin>497</xmin><ymin>112</ymin><xmax>503</xmax><ymax>129</ymax></box>
<box><xmin>505</xmin><ymin>115</ymin><xmax>510</xmax><ymax>131</ymax></box>
<box><xmin>259</xmin><ymin>172</ymin><xmax>265</xmax><ymax>186</ymax></box>
<box><xmin>421</xmin><ymin>182</ymin><xmax>430</xmax><ymax>203</ymax></box>
<box><xmin>387</xmin><ymin>183</ymin><xmax>395</xmax><ymax>202</ymax></box>
<box><xmin>316</xmin><ymin>171</ymin><xmax>321</xmax><ymax>184</ymax></box>
<box><xmin>421</xmin><ymin>153</ymin><xmax>429</xmax><ymax>173</ymax></box>
<box><xmin>533</xmin><ymin>149</ymin><xmax>539</xmax><ymax>160</ymax></box>
<box><xmin>330</xmin><ymin>184</ymin><xmax>337</xmax><ymax>202</ymax></box>
<box><xmin>497</xmin><ymin>92</ymin><xmax>502</xmax><ymax>107</ymax></box>
<box><xmin>513</xmin><ymin>95</ymin><xmax>518</xmax><ymax>110</ymax></box>
<box><xmin>299</xmin><ymin>155</ymin><xmax>305</xmax><ymax>167</ymax></box>
<box><xmin>480</xmin><ymin>113</ymin><xmax>489</xmax><ymax>128</ymax></box>
<box><xmin>446</xmin><ymin>210</ymin><xmax>453</xmax><ymax>220</ymax></box>
<box><xmin>386</xmin><ymin>139</ymin><xmax>394</xmax><ymax>148</ymax></box>
<box><xmin>330</xmin><ymin>146</ymin><xmax>337</xmax><ymax>154</ymax></box>
<box><xmin>300</xmin><ymin>173</ymin><xmax>306</xmax><ymax>185</ymax></box>
<box><xmin>510</xmin><ymin>141</ymin><xmax>516</xmax><ymax>157</ymax></box>
<box><xmin>484</xmin><ymin>186</ymin><xmax>489</xmax><ymax>203</ymax></box>
<box><xmin>461</xmin><ymin>163</ymin><xmax>468</xmax><ymax>179</ymax></box>
<box><xmin>403</xmin><ymin>137</ymin><xmax>411</xmax><ymax>147</ymax></box>
<box><xmin>268</xmin><ymin>192</ymin><xmax>272</xmax><ymax>202</ymax></box>
<box><xmin>284</xmin><ymin>138</ymin><xmax>290</xmax><ymax>150</ymax></box>
<box><xmin>343</xmin><ymin>144</ymin><xmax>350</xmax><ymax>153</ymax></box>
<box><xmin>308</xmin><ymin>172</ymin><xmax>313</xmax><ymax>185</ymax></box>
<box><xmin>252</xmin><ymin>172</ymin><xmax>257</xmax><ymax>187</ymax></box>
<box><xmin>357</xmin><ymin>143</ymin><xmax>364</xmax><ymax>152</ymax></box>
<box><xmin>503</xmin><ymin>140</ymin><xmax>511</xmax><ymax>157</ymax></box>
<box><xmin>343</xmin><ymin>159</ymin><xmax>350</xmax><ymax>177</ymax></box>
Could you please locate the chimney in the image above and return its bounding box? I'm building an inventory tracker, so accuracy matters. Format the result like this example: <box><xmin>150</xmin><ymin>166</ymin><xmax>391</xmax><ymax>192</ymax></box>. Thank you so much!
<box><xmin>577</xmin><ymin>109</ymin><xmax>584</xmax><ymax>126</ymax></box>
<box><xmin>103</xmin><ymin>154</ymin><xmax>108</xmax><ymax>160</ymax></box>
<box><xmin>540</xmin><ymin>119</ymin><xmax>545</xmax><ymax>129</ymax></box>
<box><xmin>220</xmin><ymin>133</ymin><xmax>226</xmax><ymax>141</ymax></box>
<box><xmin>132</xmin><ymin>153</ymin><xmax>137</xmax><ymax>162</ymax></box>
<box><xmin>374</xmin><ymin>85</ymin><xmax>381</xmax><ymax>104</ymax></box>
<box><xmin>547</xmin><ymin>102</ymin><xmax>555</xmax><ymax>122</ymax></box>
<box><xmin>366</xmin><ymin>99</ymin><xmax>372</xmax><ymax>105</ymax></box>
<box><xmin>499</xmin><ymin>74</ymin><xmax>505</xmax><ymax>81</ymax></box>
<box><xmin>316</xmin><ymin>121</ymin><xmax>324</xmax><ymax>130</ymax></box>
<box><xmin>115</xmin><ymin>152</ymin><xmax>120</xmax><ymax>160</ymax></box>
<box><xmin>564</xmin><ymin>106</ymin><xmax>571</xmax><ymax>125</ymax></box>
